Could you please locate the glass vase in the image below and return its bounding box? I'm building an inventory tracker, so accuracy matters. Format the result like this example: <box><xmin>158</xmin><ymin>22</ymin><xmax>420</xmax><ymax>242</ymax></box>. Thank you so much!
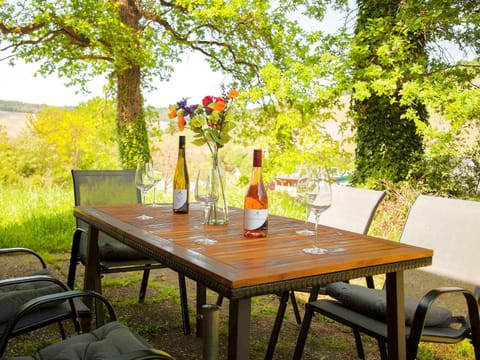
<box><xmin>206</xmin><ymin>151</ymin><xmax>228</xmax><ymax>224</ymax></box>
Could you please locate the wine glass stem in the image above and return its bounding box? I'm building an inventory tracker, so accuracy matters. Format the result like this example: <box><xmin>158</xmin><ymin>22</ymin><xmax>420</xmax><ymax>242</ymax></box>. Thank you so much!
<box><xmin>304</xmin><ymin>208</ymin><xmax>309</xmax><ymax>229</ymax></box>
<box><xmin>314</xmin><ymin>214</ymin><xmax>319</xmax><ymax>247</ymax></box>
<box><xmin>203</xmin><ymin>204</ymin><xmax>212</xmax><ymax>238</ymax></box>
<box><xmin>203</xmin><ymin>204</ymin><xmax>211</xmax><ymax>224</ymax></box>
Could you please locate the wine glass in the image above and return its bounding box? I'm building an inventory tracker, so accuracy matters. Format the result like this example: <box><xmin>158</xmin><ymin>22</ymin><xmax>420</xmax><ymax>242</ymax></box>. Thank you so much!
<box><xmin>302</xmin><ymin>168</ymin><xmax>332</xmax><ymax>254</ymax></box>
<box><xmin>296</xmin><ymin>167</ymin><xmax>316</xmax><ymax>235</ymax></box>
<box><xmin>194</xmin><ymin>168</ymin><xmax>219</xmax><ymax>245</ymax></box>
<box><xmin>135</xmin><ymin>161</ymin><xmax>154</xmax><ymax>220</ymax></box>
<box><xmin>150</xmin><ymin>163</ymin><xmax>164</xmax><ymax>207</ymax></box>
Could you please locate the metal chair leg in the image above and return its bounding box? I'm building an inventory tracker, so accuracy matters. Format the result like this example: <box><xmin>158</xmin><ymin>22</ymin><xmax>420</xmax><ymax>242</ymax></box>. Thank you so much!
<box><xmin>138</xmin><ymin>267</ymin><xmax>151</xmax><ymax>303</ymax></box>
<box><xmin>353</xmin><ymin>330</ymin><xmax>365</xmax><ymax>359</ymax></box>
<box><xmin>67</xmin><ymin>229</ymin><xmax>83</xmax><ymax>289</ymax></box>
<box><xmin>292</xmin><ymin>302</ymin><xmax>315</xmax><ymax>360</ymax></box>
<box><xmin>289</xmin><ymin>291</ymin><xmax>302</xmax><ymax>324</ymax></box>
<box><xmin>265</xmin><ymin>291</ymin><xmax>290</xmax><ymax>360</ymax></box>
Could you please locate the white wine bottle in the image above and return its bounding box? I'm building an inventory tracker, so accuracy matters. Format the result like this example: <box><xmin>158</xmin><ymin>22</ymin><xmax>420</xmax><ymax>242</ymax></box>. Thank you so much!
<box><xmin>243</xmin><ymin>149</ymin><xmax>268</xmax><ymax>238</ymax></box>
<box><xmin>173</xmin><ymin>135</ymin><xmax>189</xmax><ymax>214</ymax></box>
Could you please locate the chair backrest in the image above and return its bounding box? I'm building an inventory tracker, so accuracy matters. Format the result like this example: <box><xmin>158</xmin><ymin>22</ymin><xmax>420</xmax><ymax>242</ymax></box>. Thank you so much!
<box><xmin>400</xmin><ymin>194</ymin><xmax>480</xmax><ymax>286</ymax></box>
<box><xmin>72</xmin><ymin>169</ymin><xmax>140</xmax><ymax>207</ymax></box>
<box><xmin>71</xmin><ymin>169</ymin><xmax>140</xmax><ymax>231</ymax></box>
<box><xmin>310</xmin><ymin>184</ymin><xmax>386</xmax><ymax>234</ymax></box>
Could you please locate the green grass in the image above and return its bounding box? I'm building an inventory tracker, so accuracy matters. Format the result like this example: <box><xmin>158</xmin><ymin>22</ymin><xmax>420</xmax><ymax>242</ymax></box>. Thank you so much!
<box><xmin>0</xmin><ymin>183</ymin><xmax>75</xmax><ymax>253</ymax></box>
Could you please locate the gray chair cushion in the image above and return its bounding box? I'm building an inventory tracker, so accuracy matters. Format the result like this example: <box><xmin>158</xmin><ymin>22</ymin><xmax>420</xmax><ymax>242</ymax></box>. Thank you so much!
<box><xmin>24</xmin><ymin>321</ymin><xmax>153</xmax><ymax>360</ymax></box>
<box><xmin>0</xmin><ymin>282</ymin><xmax>65</xmax><ymax>323</ymax></box>
<box><xmin>326</xmin><ymin>282</ymin><xmax>453</xmax><ymax>327</ymax></box>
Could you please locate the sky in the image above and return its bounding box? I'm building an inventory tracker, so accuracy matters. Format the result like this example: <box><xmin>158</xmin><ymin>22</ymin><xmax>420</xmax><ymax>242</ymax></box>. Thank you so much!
<box><xmin>0</xmin><ymin>51</ymin><xmax>227</xmax><ymax>108</ymax></box>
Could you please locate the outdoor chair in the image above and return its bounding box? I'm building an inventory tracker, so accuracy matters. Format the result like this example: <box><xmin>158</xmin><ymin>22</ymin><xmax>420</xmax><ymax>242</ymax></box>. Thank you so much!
<box><xmin>265</xmin><ymin>184</ymin><xmax>386</xmax><ymax>358</ymax></box>
<box><xmin>292</xmin><ymin>195</ymin><xmax>480</xmax><ymax>360</ymax></box>
<box><xmin>67</xmin><ymin>169</ymin><xmax>190</xmax><ymax>335</ymax></box>
<box><xmin>3</xmin><ymin>289</ymin><xmax>175</xmax><ymax>360</ymax></box>
<box><xmin>0</xmin><ymin>248</ymin><xmax>89</xmax><ymax>356</ymax></box>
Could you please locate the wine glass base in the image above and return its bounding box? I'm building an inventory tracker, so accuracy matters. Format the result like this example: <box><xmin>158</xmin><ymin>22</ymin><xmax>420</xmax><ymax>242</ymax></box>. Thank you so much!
<box><xmin>303</xmin><ymin>247</ymin><xmax>329</xmax><ymax>255</ymax></box>
<box><xmin>194</xmin><ymin>238</ymin><xmax>218</xmax><ymax>245</ymax></box>
<box><xmin>136</xmin><ymin>214</ymin><xmax>153</xmax><ymax>220</ymax></box>
<box><xmin>296</xmin><ymin>229</ymin><xmax>316</xmax><ymax>235</ymax></box>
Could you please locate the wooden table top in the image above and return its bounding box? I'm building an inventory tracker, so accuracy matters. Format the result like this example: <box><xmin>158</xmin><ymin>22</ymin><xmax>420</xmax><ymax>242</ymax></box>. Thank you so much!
<box><xmin>74</xmin><ymin>203</ymin><xmax>433</xmax><ymax>299</ymax></box>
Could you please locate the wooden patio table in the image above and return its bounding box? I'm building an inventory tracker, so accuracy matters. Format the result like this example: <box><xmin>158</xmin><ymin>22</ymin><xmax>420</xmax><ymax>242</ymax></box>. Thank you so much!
<box><xmin>74</xmin><ymin>203</ymin><xmax>433</xmax><ymax>360</ymax></box>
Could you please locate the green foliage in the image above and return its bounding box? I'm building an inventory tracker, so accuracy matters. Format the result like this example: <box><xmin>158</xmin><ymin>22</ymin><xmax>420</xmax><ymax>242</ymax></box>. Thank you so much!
<box><xmin>30</xmin><ymin>97</ymin><xmax>120</xmax><ymax>173</ymax></box>
<box><xmin>117</xmin><ymin>111</ymin><xmax>151</xmax><ymax>168</ymax></box>
<box><xmin>352</xmin><ymin>95</ymin><xmax>426</xmax><ymax>184</ymax></box>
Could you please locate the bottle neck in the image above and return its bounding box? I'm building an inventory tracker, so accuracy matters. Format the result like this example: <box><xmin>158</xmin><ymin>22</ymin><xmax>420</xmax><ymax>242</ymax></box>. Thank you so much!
<box><xmin>253</xmin><ymin>149</ymin><xmax>262</xmax><ymax>167</ymax></box>
<box><xmin>250</xmin><ymin>166</ymin><xmax>263</xmax><ymax>186</ymax></box>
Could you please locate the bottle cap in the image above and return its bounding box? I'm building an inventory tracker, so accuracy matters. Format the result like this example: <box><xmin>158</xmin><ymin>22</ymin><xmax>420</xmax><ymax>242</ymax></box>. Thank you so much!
<box><xmin>179</xmin><ymin>135</ymin><xmax>185</xmax><ymax>146</ymax></box>
<box><xmin>253</xmin><ymin>149</ymin><xmax>262</xmax><ymax>167</ymax></box>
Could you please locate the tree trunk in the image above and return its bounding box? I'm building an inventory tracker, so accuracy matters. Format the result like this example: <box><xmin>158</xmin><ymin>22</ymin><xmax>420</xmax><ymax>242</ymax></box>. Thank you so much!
<box><xmin>352</xmin><ymin>0</ymin><xmax>428</xmax><ymax>184</ymax></box>
<box><xmin>116</xmin><ymin>0</ymin><xmax>150</xmax><ymax>168</ymax></box>
<box><xmin>116</xmin><ymin>65</ymin><xmax>150</xmax><ymax>168</ymax></box>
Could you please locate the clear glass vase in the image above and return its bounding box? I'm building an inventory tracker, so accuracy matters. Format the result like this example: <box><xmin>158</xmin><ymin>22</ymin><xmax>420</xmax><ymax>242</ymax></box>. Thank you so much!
<box><xmin>206</xmin><ymin>151</ymin><xmax>228</xmax><ymax>224</ymax></box>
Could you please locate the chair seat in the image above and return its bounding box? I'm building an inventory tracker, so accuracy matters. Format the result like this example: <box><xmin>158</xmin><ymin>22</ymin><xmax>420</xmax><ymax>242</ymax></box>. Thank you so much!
<box><xmin>5</xmin><ymin>321</ymin><xmax>167</xmax><ymax>360</ymax></box>
<box><xmin>325</xmin><ymin>282</ymin><xmax>453</xmax><ymax>327</ymax></box>
<box><xmin>310</xmin><ymin>299</ymin><xmax>470</xmax><ymax>344</ymax></box>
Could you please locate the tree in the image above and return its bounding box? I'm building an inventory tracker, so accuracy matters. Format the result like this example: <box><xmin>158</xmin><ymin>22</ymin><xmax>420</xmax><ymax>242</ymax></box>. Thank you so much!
<box><xmin>0</xmin><ymin>0</ymin><xmax>300</xmax><ymax>168</ymax></box>
<box><xmin>347</xmin><ymin>0</ymin><xmax>480</xmax><ymax>184</ymax></box>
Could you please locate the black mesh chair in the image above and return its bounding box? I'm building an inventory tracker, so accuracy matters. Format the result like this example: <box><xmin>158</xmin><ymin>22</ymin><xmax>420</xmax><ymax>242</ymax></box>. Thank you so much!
<box><xmin>3</xmin><ymin>289</ymin><xmax>175</xmax><ymax>360</ymax></box>
<box><xmin>0</xmin><ymin>248</ymin><xmax>89</xmax><ymax>356</ymax></box>
<box><xmin>67</xmin><ymin>169</ymin><xmax>190</xmax><ymax>335</ymax></box>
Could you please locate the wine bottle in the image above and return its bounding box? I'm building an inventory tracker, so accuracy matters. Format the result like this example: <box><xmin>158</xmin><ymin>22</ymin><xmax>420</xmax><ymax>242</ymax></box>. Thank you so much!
<box><xmin>243</xmin><ymin>149</ymin><xmax>268</xmax><ymax>238</ymax></box>
<box><xmin>173</xmin><ymin>135</ymin><xmax>189</xmax><ymax>213</ymax></box>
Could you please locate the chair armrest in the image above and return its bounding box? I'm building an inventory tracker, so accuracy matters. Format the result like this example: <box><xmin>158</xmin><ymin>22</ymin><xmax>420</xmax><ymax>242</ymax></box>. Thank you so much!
<box><xmin>107</xmin><ymin>348</ymin><xmax>176</xmax><ymax>360</ymax></box>
<box><xmin>409</xmin><ymin>286</ymin><xmax>480</xmax><ymax>352</ymax></box>
<box><xmin>0</xmin><ymin>248</ymin><xmax>47</xmax><ymax>270</ymax></box>
<box><xmin>17</xmin><ymin>289</ymin><xmax>115</xmax><ymax>321</ymax></box>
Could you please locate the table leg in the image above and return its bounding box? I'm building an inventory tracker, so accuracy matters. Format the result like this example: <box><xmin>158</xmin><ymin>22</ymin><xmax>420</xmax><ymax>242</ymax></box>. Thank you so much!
<box><xmin>196</xmin><ymin>283</ymin><xmax>207</xmax><ymax>336</ymax></box>
<box><xmin>228</xmin><ymin>298</ymin><xmax>251</xmax><ymax>360</ymax></box>
<box><xmin>386</xmin><ymin>271</ymin><xmax>406</xmax><ymax>360</ymax></box>
<box><xmin>83</xmin><ymin>225</ymin><xmax>104</xmax><ymax>325</ymax></box>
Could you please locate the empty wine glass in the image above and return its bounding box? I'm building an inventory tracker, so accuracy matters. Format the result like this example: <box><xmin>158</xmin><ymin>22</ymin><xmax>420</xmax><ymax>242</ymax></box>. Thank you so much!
<box><xmin>302</xmin><ymin>168</ymin><xmax>332</xmax><ymax>254</ymax></box>
<box><xmin>150</xmin><ymin>163</ymin><xmax>164</xmax><ymax>207</ymax></box>
<box><xmin>296</xmin><ymin>167</ymin><xmax>316</xmax><ymax>235</ymax></box>
<box><xmin>194</xmin><ymin>168</ymin><xmax>219</xmax><ymax>245</ymax></box>
<box><xmin>135</xmin><ymin>161</ymin><xmax>154</xmax><ymax>220</ymax></box>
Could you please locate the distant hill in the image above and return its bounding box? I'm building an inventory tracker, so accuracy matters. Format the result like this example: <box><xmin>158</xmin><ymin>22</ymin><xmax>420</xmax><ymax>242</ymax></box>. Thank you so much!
<box><xmin>0</xmin><ymin>99</ymin><xmax>77</xmax><ymax>113</ymax></box>
<box><xmin>0</xmin><ymin>100</ymin><xmax>47</xmax><ymax>113</ymax></box>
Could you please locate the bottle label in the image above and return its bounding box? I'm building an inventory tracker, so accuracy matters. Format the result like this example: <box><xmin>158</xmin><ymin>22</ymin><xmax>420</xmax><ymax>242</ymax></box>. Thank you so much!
<box><xmin>244</xmin><ymin>209</ymin><xmax>268</xmax><ymax>230</ymax></box>
<box><xmin>173</xmin><ymin>189</ymin><xmax>188</xmax><ymax>210</ymax></box>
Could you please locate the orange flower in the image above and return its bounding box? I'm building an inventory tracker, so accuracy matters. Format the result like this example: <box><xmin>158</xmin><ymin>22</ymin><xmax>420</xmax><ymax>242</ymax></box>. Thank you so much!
<box><xmin>177</xmin><ymin>116</ymin><xmax>186</xmax><ymax>131</ymax></box>
<box><xmin>228</xmin><ymin>89</ymin><xmax>239</xmax><ymax>99</ymax></box>
<box><xmin>168</xmin><ymin>108</ymin><xmax>177</xmax><ymax>119</ymax></box>
<box><xmin>213</xmin><ymin>101</ymin><xmax>226</xmax><ymax>112</ymax></box>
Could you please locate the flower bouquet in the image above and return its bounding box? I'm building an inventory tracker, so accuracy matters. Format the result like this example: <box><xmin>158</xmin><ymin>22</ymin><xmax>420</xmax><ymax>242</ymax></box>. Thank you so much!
<box><xmin>168</xmin><ymin>89</ymin><xmax>239</xmax><ymax>224</ymax></box>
